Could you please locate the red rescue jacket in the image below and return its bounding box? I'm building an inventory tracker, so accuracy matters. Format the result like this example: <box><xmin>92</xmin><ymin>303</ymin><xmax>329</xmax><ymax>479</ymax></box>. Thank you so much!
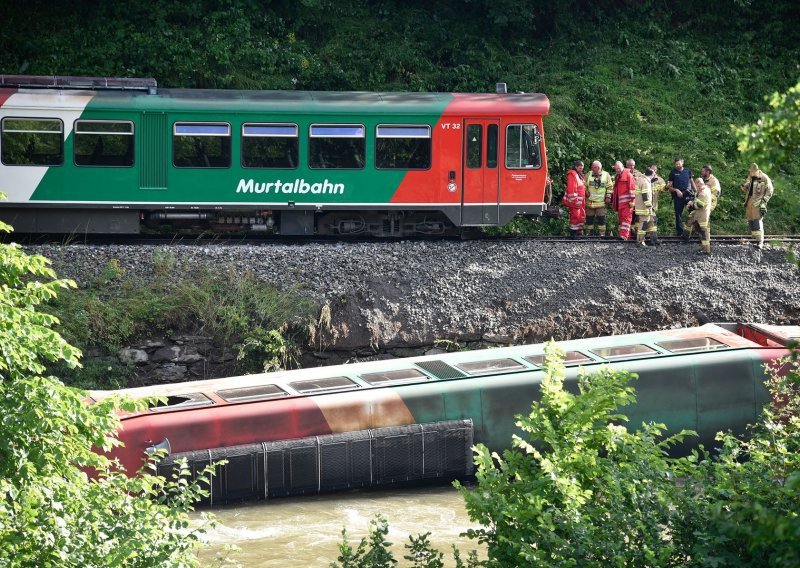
<box><xmin>563</xmin><ymin>169</ymin><xmax>586</xmax><ymax>209</ymax></box>
<box><xmin>612</xmin><ymin>168</ymin><xmax>636</xmax><ymax>211</ymax></box>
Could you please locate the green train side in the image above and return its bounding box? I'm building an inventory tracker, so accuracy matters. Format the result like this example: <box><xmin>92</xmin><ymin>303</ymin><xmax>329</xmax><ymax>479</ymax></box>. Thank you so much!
<box><xmin>90</xmin><ymin>323</ymin><xmax>796</xmax><ymax>503</ymax></box>
<box><xmin>0</xmin><ymin>75</ymin><xmax>550</xmax><ymax>236</ymax></box>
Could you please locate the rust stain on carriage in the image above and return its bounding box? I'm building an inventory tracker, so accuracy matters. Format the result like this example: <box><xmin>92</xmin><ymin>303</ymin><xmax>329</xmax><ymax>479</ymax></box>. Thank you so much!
<box><xmin>315</xmin><ymin>389</ymin><xmax>415</xmax><ymax>432</ymax></box>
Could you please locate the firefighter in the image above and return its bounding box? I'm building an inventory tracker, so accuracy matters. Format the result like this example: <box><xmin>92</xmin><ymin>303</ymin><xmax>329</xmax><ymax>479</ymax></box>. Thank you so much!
<box><xmin>646</xmin><ymin>163</ymin><xmax>666</xmax><ymax>246</ymax></box>
<box><xmin>627</xmin><ymin>159</ymin><xmax>643</xmax><ymax>239</ymax></box>
<box><xmin>701</xmin><ymin>164</ymin><xmax>721</xmax><ymax>212</ymax></box>
<box><xmin>612</xmin><ymin>161</ymin><xmax>635</xmax><ymax>240</ymax></box>
<box><xmin>685</xmin><ymin>177</ymin><xmax>712</xmax><ymax>255</ymax></box>
<box><xmin>562</xmin><ymin>160</ymin><xmax>586</xmax><ymax>239</ymax></box>
<box><xmin>584</xmin><ymin>160</ymin><xmax>613</xmax><ymax>237</ymax></box>
<box><xmin>740</xmin><ymin>163</ymin><xmax>774</xmax><ymax>249</ymax></box>
<box><xmin>634</xmin><ymin>167</ymin><xmax>654</xmax><ymax>247</ymax></box>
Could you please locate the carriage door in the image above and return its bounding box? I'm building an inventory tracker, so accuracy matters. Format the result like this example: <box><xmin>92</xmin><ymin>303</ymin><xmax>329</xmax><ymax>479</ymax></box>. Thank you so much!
<box><xmin>462</xmin><ymin>119</ymin><xmax>500</xmax><ymax>225</ymax></box>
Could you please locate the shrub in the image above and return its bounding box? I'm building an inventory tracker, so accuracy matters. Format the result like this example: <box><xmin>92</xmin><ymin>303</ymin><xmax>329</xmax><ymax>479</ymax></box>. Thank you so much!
<box><xmin>0</xmin><ymin>220</ymin><xmax>214</xmax><ymax>566</ymax></box>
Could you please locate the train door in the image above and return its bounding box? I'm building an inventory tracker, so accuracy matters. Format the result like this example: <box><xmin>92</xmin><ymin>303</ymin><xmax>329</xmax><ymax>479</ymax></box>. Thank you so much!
<box><xmin>461</xmin><ymin>119</ymin><xmax>500</xmax><ymax>225</ymax></box>
<box><xmin>139</xmin><ymin>112</ymin><xmax>168</xmax><ymax>190</ymax></box>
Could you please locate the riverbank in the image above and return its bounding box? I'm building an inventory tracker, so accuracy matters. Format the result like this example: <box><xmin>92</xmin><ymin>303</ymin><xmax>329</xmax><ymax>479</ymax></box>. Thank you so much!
<box><xmin>31</xmin><ymin>239</ymin><xmax>800</xmax><ymax>387</ymax></box>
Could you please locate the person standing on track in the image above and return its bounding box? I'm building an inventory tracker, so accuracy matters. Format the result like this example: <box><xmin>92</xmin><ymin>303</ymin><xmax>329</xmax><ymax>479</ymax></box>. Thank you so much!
<box><xmin>634</xmin><ymin>167</ymin><xmax>654</xmax><ymax>247</ymax></box>
<box><xmin>584</xmin><ymin>160</ymin><xmax>613</xmax><ymax>237</ymax></box>
<box><xmin>666</xmin><ymin>156</ymin><xmax>697</xmax><ymax>237</ymax></box>
<box><xmin>701</xmin><ymin>164</ymin><xmax>721</xmax><ymax>212</ymax></box>
<box><xmin>612</xmin><ymin>160</ymin><xmax>636</xmax><ymax>240</ymax></box>
<box><xmin>685</xmin><ymin>177</ymin><xmax>712</xmax><ymax>255</ymax></box>
<box><xmin>740</xmin><ymin>163</ymin><xmax>774</xmax><ymax>249</ymax></box>
<box><xmin>646</xmin><ymin>163</ymin><xmax>666</xmax><ymax>246</ymax></box>
<box><xmin>563</xmin><ymin>160</ymin><xmax>586</xmax><ymax>239</ymax></box>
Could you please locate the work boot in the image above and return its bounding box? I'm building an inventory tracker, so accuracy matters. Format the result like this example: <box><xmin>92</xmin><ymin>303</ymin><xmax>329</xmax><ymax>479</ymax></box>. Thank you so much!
<box><xmin>648</xmin><ymin>235</ymin><xmax>661</xmax><ymax>247</ymax></box>
<box><xmin>570</xmin><ymin>230</ymin><xmax>579</xmax><ymax>240</ymax></box>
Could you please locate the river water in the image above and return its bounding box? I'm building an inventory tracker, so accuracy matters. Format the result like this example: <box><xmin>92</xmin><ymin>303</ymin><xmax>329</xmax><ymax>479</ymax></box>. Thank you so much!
<box><xmin>196</xmin><ymin>485</ymin><xmax>484</xmax><ymax>566</ymax></box>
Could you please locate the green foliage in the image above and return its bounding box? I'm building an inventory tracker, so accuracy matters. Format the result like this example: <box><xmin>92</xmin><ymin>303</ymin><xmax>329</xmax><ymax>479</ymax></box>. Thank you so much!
<box><xmin>670</xmin><ymin>354</ymin><xmax>800</xmax><ymax>567</ymax></box>
<box><xmin>331</xmin><ymin>515</ymin><xmax>480</xmax><ymax>568</ymax></box>
<box><xmin>450</xmin><ymin>342</ymin><xmax>800</xmax><ymax>567</ymax></box>
<box><xmin>331</xmin><ymin>515</ymin><xmax>397</xmax><ymax>568</ymax></box>
<box><xmin>45</xmin><ymin>254</ymin><xmax>318</xmax><ymax>387</ymax></box>
<box><xmin>735</xmin><ymin>80</ymin><xmax>800</xmax><ymax>169</ymax></box>
<box><xmin>237</xmin><ymin>326</ymin><xmax>298</xmax><ymax>372</ymax></box>
<box><xmin>1</xmin><ymin>1</ymin><xmax>798</xmax><ymax>234</ymax></box>
<box><xmin>457</xmin><ymin>343</ymin><xmax>691</xmax><ymax>566</ymax></box>
<box><xmin>403</xmin><ymin>533</ymin><xmax>444</xmax><ymax>568</ymax></box>
<box><xmin>0</xmin><ymin>226</ymin><xmax>212</xmax><ymax>565</ymax></box>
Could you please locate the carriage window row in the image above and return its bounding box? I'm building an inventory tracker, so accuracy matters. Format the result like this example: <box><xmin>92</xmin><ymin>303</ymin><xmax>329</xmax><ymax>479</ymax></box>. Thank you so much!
<box><xmin>0</xmin><ymin>119</ymin><xmax>431</xmax><ymax>170</ymax></box>
<box><xmin>150</xmin><ymin>335</ymin><xmax>734</xmax><ymax>409</ymax></box>
<box><xmin>0</xmin><ymin>119</ymin><xmax>541</xmax><ymax>170</ymax></box>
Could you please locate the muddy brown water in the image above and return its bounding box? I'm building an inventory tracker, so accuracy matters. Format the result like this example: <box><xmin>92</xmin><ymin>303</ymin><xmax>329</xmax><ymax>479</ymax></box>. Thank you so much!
<box><xmin>195</xmin><ymin>485</ymin><xmax>484</xmax><ymax>566</ymax></box>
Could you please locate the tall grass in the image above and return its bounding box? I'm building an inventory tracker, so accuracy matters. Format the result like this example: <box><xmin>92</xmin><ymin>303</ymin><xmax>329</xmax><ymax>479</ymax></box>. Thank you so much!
<box><xmin>45</xmin><ymin>253</ymin><xmax>318</xmax><ymax>389</ymax></box>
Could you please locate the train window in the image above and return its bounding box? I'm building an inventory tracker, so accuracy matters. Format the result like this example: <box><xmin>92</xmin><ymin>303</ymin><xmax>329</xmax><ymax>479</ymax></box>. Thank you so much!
<box><xmin>149</xmin><ymin>392</ymin><xmax>213</xmax><ymax>412</ymax></box>
<box><xmin>505</xmin><ymin>124</ymin><xmax>542</xmax><ymax>169</ymax></box>
<box><xmin>455</xmin><ymin>358</ymin><xmax>525</xmax><ymax>375</ymax></box>
<box><xmin>487</xmin><ymin>124</ymin><xmax>498</xmax><ymax>168</ymax></box>
<box><xmin>466</xmin><ymin>124</ymin><xmax>482</xmax><ymax>168</ymax></box>
<box><xmin>74</xmin><ymin>120</ymin><xmax>134</xmax><ymax>167</ymax></box>
<box><xmin>375</xmin><ymin>125</ymin><xmax>431</xmax><ymax>170</ymax></box>
<box><xmin>289</xmin><ymin>376</ymin><xmax>358</xmax><ymax>394</ymax></box>
<box><xmin>656</xmin><ymin>337</ymin><xmax>730</xmax><ymax>354</ymax></box>
<box><xmin>1</xmin><ymin>117</ymin><xmax>63</xmax><ymax>166</ymax></box>
<box><xmin>173</xmin><ymin>122</ymin><xmax>231</xmax><ymax>168</ymax></box>
<box><xmin>217</xmin><ymin>384</ymin><xmax>289</xmax><ymax>402</ymax></box>
<box><xmin>360</xmin><ymin>368</ymin><xmax>429</xmax><ymax>385</ymax></box>
<box><xmin>309</xmin><ymin>124</ymin><xmax>365</xmax><ymax>169</ymax></box>
<box><xmin>241</xmin><ymin>123</ymin><xmax>299</xmax><ymax>169</ymax></box>
<box><xmin>525</xmin><ymin>351</ymin><xmax>594</xmax><ymax>367</ymax></box>
<box><xmin>591</xmin><ymin>344</ymin><xmax>658</xmax><ymax>361</ymax></box>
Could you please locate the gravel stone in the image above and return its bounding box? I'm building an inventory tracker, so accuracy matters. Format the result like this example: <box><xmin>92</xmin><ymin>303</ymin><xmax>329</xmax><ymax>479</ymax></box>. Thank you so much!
<box><xmin>28</xmin><ymin>240</ymin><xmax>800</xmax><ymax>353</ymax></box>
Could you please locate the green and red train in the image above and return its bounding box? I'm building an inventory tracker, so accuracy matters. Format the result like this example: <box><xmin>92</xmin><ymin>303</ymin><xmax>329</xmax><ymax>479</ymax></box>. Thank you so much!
<box><xmin>90</xmin><ymin>322</ymin><xmax>797</xmax><ymax>504</ymax></box>
<box><xmin>0</xmin><ymin>75</ymin><xmax>550</xmax><ymax>236</ymax></box>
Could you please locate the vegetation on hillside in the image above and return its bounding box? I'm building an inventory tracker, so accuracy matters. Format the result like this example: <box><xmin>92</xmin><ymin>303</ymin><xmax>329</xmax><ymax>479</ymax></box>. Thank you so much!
<box><xmin>43</xmin><ymin>253</ymin><xmax>319</xmax><ymax>389</ymax></box>
<box><xmin>1</xmin><ymin>0</ymin><xmax>797</xmax><ymax>234</ymax></box>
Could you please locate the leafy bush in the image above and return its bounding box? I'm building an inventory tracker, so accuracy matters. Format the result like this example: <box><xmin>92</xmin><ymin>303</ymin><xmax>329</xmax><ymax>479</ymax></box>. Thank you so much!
<box><xmin>331</xmin><ymin>515</ymin><xmax>480</xmax><ymax>568</ymax></box>
<box><xmin>671</xmin><ymin>352</ymin><xmax>800</xmax><ymax>566</ymax></box>
<box><xmin>457</xmin><ymin>343</ymin><xmax>691</xmax><ymax>566</ymax></box>
<box><xmin>455</xmin><ymin>342</ymin><xmax>800</xmax><ymax>567</ymax></box>
<box><xmin>0</xmin><ymin>221</ymin><xmax>214</xmax><ymax>566</ymax></box>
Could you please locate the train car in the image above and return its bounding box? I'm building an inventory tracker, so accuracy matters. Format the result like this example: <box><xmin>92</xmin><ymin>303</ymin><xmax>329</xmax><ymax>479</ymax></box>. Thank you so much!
<box><xmin>89</xmin><ymin>322</ymin><xmax>796</xmax><ymax>504</ymax></box>
<box><xmin>0</xmin><ymin>75</ymin><xmax>550</xmax><ymax>236</ymax></box>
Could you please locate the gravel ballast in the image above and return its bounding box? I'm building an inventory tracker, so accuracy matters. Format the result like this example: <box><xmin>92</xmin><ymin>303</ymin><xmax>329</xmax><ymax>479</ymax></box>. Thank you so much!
<box><xmin>31</xmin><ymin>240</ymin><xmax>800</xmax><ymax>357</ymax></box>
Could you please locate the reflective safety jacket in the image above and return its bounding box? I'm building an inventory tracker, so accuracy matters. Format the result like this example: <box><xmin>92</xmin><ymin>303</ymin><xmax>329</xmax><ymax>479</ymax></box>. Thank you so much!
<box><xmin>634</xmin><ymin>176</ymin><xmax>653</xmax><ymax>216</ymax></box>
<box><xmin>704</xmin><ymin>174</ymin><xmax>721</xmax><ymax>210</ymax></box>
<box><xmin>612</xmin><ymin>168</ymin><xmax>635</xmax><ymax>211</ymax></box>
<box><xmin>740</xmin><ymin>172</ymin><xmax>773</xmax><ymax>207</ymax></box>
<box><xmin>650</xmin><ymin>174</ymin><xmax>666</xmax><ymax>210</ymax></box>
<box><xmin>585</xmin><ymin>170</ymin><xmax>613</xmax><ymax>208</ymax></box>
<box><xmin>563</xmin><ymin>168</ymin><xmax>586</xmax><ymax>209</ymax></box>
<box><xmin>691</xmin><ymin>184</ymin><xmax>712</xmax><ymax>224</ymax></box>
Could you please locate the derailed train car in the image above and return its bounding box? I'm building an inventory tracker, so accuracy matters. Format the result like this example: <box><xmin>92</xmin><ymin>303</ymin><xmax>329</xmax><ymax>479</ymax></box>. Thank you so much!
<box><xmin>0</xmin><ymin>75</ymin><xmax>550</xmax><ymax>236</ymax></box>
<box><xmin>89</xmin><ymin>322</ymin><xmax>797</xmax><ymax>504</ymax></box>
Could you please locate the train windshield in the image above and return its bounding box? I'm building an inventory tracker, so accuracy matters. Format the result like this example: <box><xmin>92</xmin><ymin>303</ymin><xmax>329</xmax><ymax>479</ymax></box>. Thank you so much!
<box><xmin>505</xmin><ymin>124</ymin><xmax>542</xmax><ymax>169</ymax></box>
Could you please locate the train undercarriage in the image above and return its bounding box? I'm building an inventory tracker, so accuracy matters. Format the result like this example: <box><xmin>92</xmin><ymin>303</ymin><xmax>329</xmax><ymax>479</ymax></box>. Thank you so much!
<box><xmin>0</xmin><ymin>206</ymin><xmax>465</xmax><ymax>238</ymax></box>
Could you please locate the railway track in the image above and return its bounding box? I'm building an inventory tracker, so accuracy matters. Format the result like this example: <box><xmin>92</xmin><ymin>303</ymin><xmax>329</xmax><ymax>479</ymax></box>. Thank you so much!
<box><xmin>9</xmin><ymin>232</ymin><xmax>799</xmax><ymax>247</ymax></box>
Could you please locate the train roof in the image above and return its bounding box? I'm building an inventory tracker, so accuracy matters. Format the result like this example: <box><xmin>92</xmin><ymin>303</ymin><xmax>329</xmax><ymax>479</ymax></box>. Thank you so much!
<box><xmin>0</xmin><ymin>84</ymin><xmax>550</xmax><ymax>116</ymax></box>
<box><xmin>91</xmin><ymin>323</ymin><xmax>791</xmax><ymax>407</ymax></box>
